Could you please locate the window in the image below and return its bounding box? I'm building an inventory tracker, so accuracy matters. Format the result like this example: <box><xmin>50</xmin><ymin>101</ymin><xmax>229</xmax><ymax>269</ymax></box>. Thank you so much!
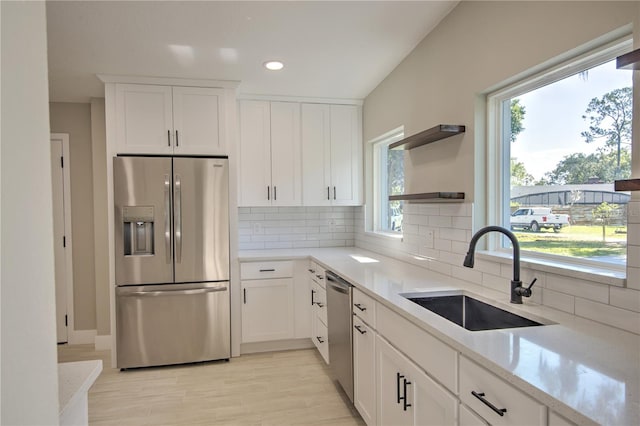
<box><xmin>371</xmin><ymin>128</ymin><xmax>405</xmax><ymax>233</ymax></box>
<box><xmin>487</xmin><ymin>37</ymin><xmax>632</xmax><ymax>267</ymax></box>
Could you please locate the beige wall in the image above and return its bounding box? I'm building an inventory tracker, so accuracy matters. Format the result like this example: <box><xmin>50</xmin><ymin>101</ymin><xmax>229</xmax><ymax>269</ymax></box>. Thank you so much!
<box><xmin>363</xmin><ymin>1</ymin><xmax>636</xmax><ymax>200</ymax></box>
<box><xmin>91</xmin><ymin>98</ymin><xmax>110</xmax><ymax>336</ymax></box>
<box><xmin>1</xmin><ymin>1</ymin><xmax>60</xmax><ymax>423</ymax></box>
<box><xmin>50</xmin><ymin>102</ymin><xmax>97</xmax><ymax>331</ymax></box>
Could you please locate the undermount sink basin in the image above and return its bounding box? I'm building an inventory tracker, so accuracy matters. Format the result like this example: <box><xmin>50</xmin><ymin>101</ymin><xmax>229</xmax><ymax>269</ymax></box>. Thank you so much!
<box><xmin>404</xmin><ymin>292</ymin><xmax>544</xmax><ymax>331</ymax></box>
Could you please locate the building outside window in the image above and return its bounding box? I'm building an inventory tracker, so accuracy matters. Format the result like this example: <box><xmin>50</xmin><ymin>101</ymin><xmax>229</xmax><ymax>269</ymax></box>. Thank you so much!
<box><xmin>488</xmin><ymin>37</ymin><xmax>632</xmax><ymax>267</ymax></box>
<box><xmin>372</xmin><ymin>128</ymin><xmax>405</xmax><ymax>234</ymax></box>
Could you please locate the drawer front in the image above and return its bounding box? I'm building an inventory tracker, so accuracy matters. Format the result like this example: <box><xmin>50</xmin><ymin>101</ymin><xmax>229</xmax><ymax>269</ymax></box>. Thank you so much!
<box><xmin>377</xmin><ymin>304</ymin><xmax>457</xmax><ymax>393</ymax></box>
<box><xmin>313</xmin><ymin>315</ymin><xmax>329</xmax><ymax>364</ymax></box>
<box><xmin>313</xmin><ymin>283</ymin><xmax>328</xmax><ymax>326</ymax></box>
<box><xmin>307</xmin><ymin>261</ymin><xmax>326</xmax><ymax>288</ymax></box>
<box><xmin>353</xmin><ymin>288</ymin><xmax>376</xmax><ymax>328</ymax></box>
<box><xmin>459</xmin><ymin>356</ymin><xmax>546</xmax><ymax>426</ymax></box>
<box><xmin>241</xmin><ymin>261</ymin><xmax>293</xmax><ymax>280</ymax></box>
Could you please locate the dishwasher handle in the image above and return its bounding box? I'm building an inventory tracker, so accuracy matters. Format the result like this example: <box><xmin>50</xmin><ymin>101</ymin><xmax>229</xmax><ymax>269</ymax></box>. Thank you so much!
<box><xmin>326</xmin><ymin>272</ymin><xmax>352</xmax><ymax>294</ymax></box>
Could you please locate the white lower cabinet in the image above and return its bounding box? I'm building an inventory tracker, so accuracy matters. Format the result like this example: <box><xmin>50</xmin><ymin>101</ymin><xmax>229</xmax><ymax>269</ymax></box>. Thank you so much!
<box><xmin>241</xmin><ymin>278</ymin><xmax>294</xmax><ymax>343</ymax></box>
<box><xmin>376</xmin><ymin>335</ymin><xmax>457</xmax><ymax>426</ymax></box>
<box><xmin>353</xmin><ymin>316</ymin><xmax>376</xmax><ymax>426</ymax></box>
<box><xmin>459</xmin><ymin>403</ymin><xmax>488</xmax><ymax>426</ymax></box>
<box><xmin>459</xmin><ymin>356</ymin><xmax>547</xmax><ymax>426</ymax></box>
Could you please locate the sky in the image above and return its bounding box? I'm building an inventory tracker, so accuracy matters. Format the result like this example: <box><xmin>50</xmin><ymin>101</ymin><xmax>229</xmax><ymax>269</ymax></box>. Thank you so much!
<box><xmin>510</xmin><ymin>59</ymin><xmax>632</xmax><ymax>181</ymax></box>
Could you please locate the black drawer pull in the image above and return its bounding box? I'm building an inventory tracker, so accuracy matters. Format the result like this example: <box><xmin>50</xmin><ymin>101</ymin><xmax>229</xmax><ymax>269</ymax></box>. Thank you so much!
<box><xmin>316</xmin><ymin>302</ymin><xmax>324</xmax><ymax>308</ymax></box>
<box><xmin>396</xmin><ymin>373</ymin><xmax>403</xmax><ymax>404</ymax></box>
<box><xmin>471</xmin><ymin>391</ymin><xmax>507</xmax><ymax>417</ymax></box>
<box><xmin>354</xmin><ymin>303</ymin><xmax>366</xmax><ymax>312</ymax></box>
<box><xmin>316</xmin><ymin>336</ymin><xmax>325</xmax><ymax>344</ymax></box>
<box><xmin>354</xmin><ymin>325</ymin><xmax>366</xmax><ymax>335</ymax></box>
<box><xmin>308</xmin><ymin>269</ymin><xmax>315</xmax><ymax>274</ymax></box>
<box><xmin>259</xmin><ymin>269</ymin><xmax>276</xmax><ymax>272</ymax></box>
<box><xmin>316</xmin><ymin>274</ymin><xmax>324</xmax><ymax>280</ymax></box>
<box><xmin>403</xmin><ymin>379</ymin><xmax>412</xmax><ymax>411</ymax></box>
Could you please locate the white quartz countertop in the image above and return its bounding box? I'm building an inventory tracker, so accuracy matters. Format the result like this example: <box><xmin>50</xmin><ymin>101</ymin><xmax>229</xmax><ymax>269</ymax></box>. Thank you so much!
<box><xmin>239</xmin><ymin>247</ymin><xmax>640</xmax><ymax>426</ymax></box>
<box><xmin>58</xmin><ymin>360</ymin><xmax>102</xmax><ymax>417</ymax></box>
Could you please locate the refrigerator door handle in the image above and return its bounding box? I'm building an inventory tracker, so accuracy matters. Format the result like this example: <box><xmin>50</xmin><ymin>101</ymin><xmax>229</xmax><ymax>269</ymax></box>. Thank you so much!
<box><xmin>175</xmin><ymin>174</ymin><xmax>182</xmax><ymax>264</ymax></box>
<box><xmin>119</xmin><ymin>287</ymin><xmax>227</xmax><ymax>297</ymax></box>
<box><xmin>164</xmin><ymin>174</ymin><xmax>171</xmax><ymax>264</ymax></box>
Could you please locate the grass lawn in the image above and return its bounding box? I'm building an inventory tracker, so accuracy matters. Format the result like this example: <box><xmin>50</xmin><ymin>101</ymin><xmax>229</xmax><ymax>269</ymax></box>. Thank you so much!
<box><xmin>513</xmin><ymin>225</ymin><xmax>627</xmax><ymax>258</ymax></box>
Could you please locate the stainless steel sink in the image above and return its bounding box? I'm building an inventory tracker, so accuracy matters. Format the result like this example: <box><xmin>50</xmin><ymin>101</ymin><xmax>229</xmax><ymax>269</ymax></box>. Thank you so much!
<box><xmin>403</xmin><ymin>292</ymin><xmax>544</xmax><ymax>331</ymax></box>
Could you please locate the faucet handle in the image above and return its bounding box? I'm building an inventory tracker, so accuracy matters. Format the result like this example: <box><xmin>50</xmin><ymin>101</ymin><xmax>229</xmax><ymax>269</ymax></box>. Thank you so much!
<box><xmin>518</xmin><ymin>278</ymin><xmax>537</xmax><ymax>298</ymax></box>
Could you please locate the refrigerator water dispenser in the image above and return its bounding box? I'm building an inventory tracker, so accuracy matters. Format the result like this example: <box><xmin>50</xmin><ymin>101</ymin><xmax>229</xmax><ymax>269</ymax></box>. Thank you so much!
<box><xmin>122</xmin><ymin>206</ymin><xmax>155</xmax><ymax>256</ymax></box>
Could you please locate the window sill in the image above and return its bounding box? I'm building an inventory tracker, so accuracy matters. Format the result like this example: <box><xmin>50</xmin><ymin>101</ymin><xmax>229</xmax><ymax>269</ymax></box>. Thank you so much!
<box><xmin>364</xmin><ymin>230</ymin><xmax>403</xmax><ymax>241</ymax></box>
<box><xmin>475</xmin><ymin>250</ymin><xmax>626</xmax><ymax>287</ymax></box>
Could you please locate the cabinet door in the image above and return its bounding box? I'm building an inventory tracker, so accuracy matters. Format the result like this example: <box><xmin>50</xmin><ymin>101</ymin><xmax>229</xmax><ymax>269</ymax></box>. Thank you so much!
<box><xmin>241</xmin><ymin>278</ymin><xmax>294</xmax><ymax>343</ymax></box>
<box><xmin>270</xmin><ymin>102</ymin><xmax>302</xmax><ymax>206</ymax></box>
<box><xmin>293</xmin><ymin>261</ymin><xmax>311</xmax><ymax>338</ymax></box>
<box><xmin>377</xmin><ymin>336</ymin><xmax>457</xmax><ymax>426</ymax></box>
<box><xmin>459</xmin><ymin>404</ymin><xmax>488</xmax><ymax>426</ymax></box>
<box><xmin>115</xmin><ymin>84</ymin><xmax>173</xmax><ymax>154</ymax></box>
<box><xmin>239</xmin><ymin>100</ymin><xmax>272</xmax><ymax>206</ymax></box>
<box><xmin>330</xmin><ymin>105</ymin><xmax>362</xmax><ymax>205</ymax></box>
<box><xmin>172</xmin><ymin>87</ymin><xmax>225</xmax><ymax>155</ymax></box>
<box><xmin>353</xmin><ymin>316</ymin><xmax>376</xmax><ymax>426</ymax></box>
<box><xmin>301</xmin><ymin>103</ymin><xmax>332</xmax><ymax>206</ymax></box>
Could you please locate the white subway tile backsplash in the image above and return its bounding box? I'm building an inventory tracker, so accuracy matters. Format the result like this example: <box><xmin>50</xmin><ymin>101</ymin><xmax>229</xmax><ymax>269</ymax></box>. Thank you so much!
<box><xmin>575</xmin><ymin>298</ymin><xmax>640</xmax><ymax>334</ymax></box>
<box><xmin>428</xmin><ymin>215</ymin><xmax>452</xmax><ymax>228</ymax></box>
<box><xmin>542</xmin><ymin>288</ymin><xmax>575</xmax><ymax>314</ymax></box>
<box><xmin>439</xmin><ymin>227</ymin><xmax>467</xmax><ymax>242</ymax></box>
<box><xmin>481</xmin><ymin>273</ymin><xmax>510</xmax><ymax>295</ymax></box>
<box><xmin>610</xmin><ymin>287</ymin><xmax>640</xmax><ymax>312</ymax></box>
<box><xmin>545</xmin><ymin>275</ymin><xmax>609</xmax><ymax>304</ymax></box>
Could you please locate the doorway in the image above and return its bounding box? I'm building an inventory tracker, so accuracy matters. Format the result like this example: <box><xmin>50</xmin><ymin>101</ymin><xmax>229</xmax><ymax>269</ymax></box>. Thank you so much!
<box><xmin>51</xmin><ymin>133</ymin><xmax>74</xmax><ymax>344</ymax></box>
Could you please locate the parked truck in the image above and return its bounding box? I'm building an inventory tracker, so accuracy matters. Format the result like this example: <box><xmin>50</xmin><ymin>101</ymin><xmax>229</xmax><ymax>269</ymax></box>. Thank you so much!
<box><xmin>510</xmin><ymin>207</ymin><xmax>570</xmax><ymax>232</ymax></box>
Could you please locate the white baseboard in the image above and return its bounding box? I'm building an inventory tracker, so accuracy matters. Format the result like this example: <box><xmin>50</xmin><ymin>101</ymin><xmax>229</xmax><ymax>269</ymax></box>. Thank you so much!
<box><xmin>94</xmin><ymin>335</ymin><xmax>112</xmax><ymax>350</ymax></box>
<box><xmin>68</xmin><ymin>329</ymin><xmax>97</xmax><ymax>345</ymax></box>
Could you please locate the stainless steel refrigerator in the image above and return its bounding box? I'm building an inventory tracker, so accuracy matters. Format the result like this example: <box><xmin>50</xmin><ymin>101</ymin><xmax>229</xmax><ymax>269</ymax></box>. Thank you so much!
<box><xmin>113</xmin><ymin>156</ymin><xmax>230</xmax><ymax>369</ymax></box>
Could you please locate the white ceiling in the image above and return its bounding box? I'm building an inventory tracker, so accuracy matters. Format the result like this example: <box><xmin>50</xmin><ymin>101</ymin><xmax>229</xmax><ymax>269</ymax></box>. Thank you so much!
<box><xmin>46</xmin><ymin>1</ymin><xmax>458</xmax><ymax>103</ymax></box>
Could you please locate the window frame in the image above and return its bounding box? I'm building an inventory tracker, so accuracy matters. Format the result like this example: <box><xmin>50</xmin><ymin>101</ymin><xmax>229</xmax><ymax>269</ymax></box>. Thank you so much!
<box><xmin>367</xmin><ymin>126</ymin><xmax>404</xmax><ymax>236</ymax></box>
<box><xmin>485</xmin><ymin>35</ymin><xmax>632</xmax><ymax>271</ymax></box>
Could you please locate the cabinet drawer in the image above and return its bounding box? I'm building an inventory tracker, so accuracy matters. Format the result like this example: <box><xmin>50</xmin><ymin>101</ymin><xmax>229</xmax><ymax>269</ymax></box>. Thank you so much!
<box><xmin>353</xmin><ymin>288</ymin><xmax>376</xmax><ymax>328</ymax></box>
<box><xmin>307</xmin><ymin>261</ymin><xmax>326</xmax><ymax>288</ymax></box>
<box><xmin>459</xmin><ymin>356</ymin><xmax>546</xmax><ymax>426</ymax></box>
<box><xmin>312</xmin><ymin>315</ymin><xmax>329</xmax><ymax>364</ymax></box>
<box><xmin>377</xmin><ymin>304</ymin><xmax>457</xmax><ymax>393</ymax></box>
<box><xmin>241</xmin><ymin>261</ymin><xmax>293</xmax><ymax>280</ymax></box>
<box><xmin>312</xmin><ymin>283</ymin><xmax>328</xmax><ymax>325</ymax></box>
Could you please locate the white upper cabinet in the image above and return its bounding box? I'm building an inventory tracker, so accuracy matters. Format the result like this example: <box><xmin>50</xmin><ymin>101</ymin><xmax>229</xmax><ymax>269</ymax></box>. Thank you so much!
<box><xmin>301</xmin><ymin>103</ymin><xmax>362</xmax><ymax>206</ymax></box>
<box><xmin>115</xmin><ymin>84</ymin><xmax>225</xmax><ymax>155</ymax></box>
<box><xmin>238</xmin><ymin>100</ymin><xmax>302</xmax><ymax>207</ymax></box>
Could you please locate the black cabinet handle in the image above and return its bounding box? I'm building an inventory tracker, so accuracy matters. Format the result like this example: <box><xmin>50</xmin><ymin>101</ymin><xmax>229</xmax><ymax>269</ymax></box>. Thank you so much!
<box><xmin>273</xmin><ymin>186</ymin><xmax>277</xmax><ymax>201</ymax></box>
<box><xmin>311</xmin><ymin>289</ymin><xmax>316</xmax><ymax>306</ymax></box>
<box><xmin>354</xmin><ymin>303</ymin><xmax>366</xmax><ymax>312</ymax></box>
<box><xmin>243</xmin><ymin>288</ymin><xmax>246</xmax><ymax>304</ymax></box>
<box><xmin>167</xmin><ymin>130</ymin><xmax>171</xmax><ymax>146</ymax></box>
<box><xmin>316</xmin><ymin>274</ymin><xmax>324</xmax><ymax>280</ymax></box>
<box><xmin>316</xmin><ymin>302</ymin><xmax>324</xmax><ymax>308</ymax></box>
<box><xmin>175</xmin><ymin>130</ymin><xmax>179</xmax><ymax>146</ymax></box>
<box><xmin>333</xmin><ymin>186</ymin><xmax>336</xmax><ymax>200</ymax></box>
<box><xmin>354</xmin><ymin>325</ymin><xmax>366</xmax><ymax>335</ymax></box>
<box><xmin>471</xmin><ymin>391</ymin><xmax>507</xmax><ymax>417</ymax></box>
<box><xmin>308</xmin><ymin>269</ymin><xmax>315</xmax><ymax>274</ymax></box>
<box><xmin>327</xmin><ymin>186</ymin><xmax>330</xmax><ymax>200</ymax></box>
<box><xmin>316</xmin><ymin>336</ymin><xmax>325</xmax><ymax>344</ymax></box>
<box><xmin>403</xmin><ymin>379</ymin><xmax>412</xmax><ymax>411</ymax></box>
<box><xmin>396</xmin><ymin>373</ymin><xmax>403</xmax><ymax>404</ymax></box>
<box><xmin>267</xmin><ymin>186</ymin><xmax>270</xmax><ymax>200</ymax></box>
<box><xmin>259</xmin><ymin>269</ymin><xmax>275</xmax><ymax>272</ymax></box>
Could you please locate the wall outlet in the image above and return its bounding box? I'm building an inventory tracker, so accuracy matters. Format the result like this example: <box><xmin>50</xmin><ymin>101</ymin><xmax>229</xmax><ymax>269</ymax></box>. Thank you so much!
<box><xmin>424</xmin><ymin>229</ymin><xmax>434</xmax><ymax>249</ymax></box>
<box><xmin>252</xmin><ymin>222</ymin><xmax>264</xmax><ymax>235</ymax></box>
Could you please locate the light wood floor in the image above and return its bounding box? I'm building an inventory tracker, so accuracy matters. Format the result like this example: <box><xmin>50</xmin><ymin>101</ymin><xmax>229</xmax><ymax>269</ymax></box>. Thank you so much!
<box><xmin>58</xmin><ymin>344</ymin><xmax>365</xmax><ymax>426</ymax></box>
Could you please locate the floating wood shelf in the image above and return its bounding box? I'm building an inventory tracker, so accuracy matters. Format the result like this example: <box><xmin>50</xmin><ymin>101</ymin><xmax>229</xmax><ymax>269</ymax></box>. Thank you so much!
<box><xmin>389</xmin><ymin>192</ymin><xmax>465</xmax><ymax>203</ymax></box>
<box><xmin>616</xmin><ymin>48</ymin><xmax>640</xmax><ymax>70</ymax></box>
<box><xmin>389</xmin><ymin>124</ymin><xmax>465</xmax><ymax>150</ymax></box>
<box><xmin>614</xmin><ymin>178</ymin><xmax>640</xmax><ymax>191</ymax></box>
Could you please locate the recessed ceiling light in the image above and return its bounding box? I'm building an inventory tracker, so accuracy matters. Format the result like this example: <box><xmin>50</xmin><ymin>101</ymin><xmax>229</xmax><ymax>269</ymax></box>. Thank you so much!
<box><xmin>264</xmin><ymin>61</ymin><xmax>284</xmax><ymax>71</ymax></box>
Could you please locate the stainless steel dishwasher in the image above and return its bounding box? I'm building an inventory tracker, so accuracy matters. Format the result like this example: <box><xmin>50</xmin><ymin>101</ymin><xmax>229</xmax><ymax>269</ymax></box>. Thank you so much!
<box><xmin>326</xmin><ymin>270</ymin><xmax>354</xmax><ymax>402</ymax></box>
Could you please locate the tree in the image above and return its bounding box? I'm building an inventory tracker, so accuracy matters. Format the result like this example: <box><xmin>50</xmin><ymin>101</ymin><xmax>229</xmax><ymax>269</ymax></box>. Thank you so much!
<box><xmin>510</xmin><ymin>98</ymin><xmax>526</xmax><ymax>143</ymax></box>
<box><xmin>510</xmin><ymin>158</ymin><xmax>534</xmax><ymax>186</ymax></box>
<box><xmin>581</xmin><ymin>87</ymin><xmax>632</xmax><ymax>178</ymax></box>
<box><xmin>541</xmin><ymin>149</ymin><xmax>631</xmax><ymax>185</ymax></box>
<box><xmin>592</xmin><ymin>202</ymin><xmax>620</xmax><ymax>242</ymax></box>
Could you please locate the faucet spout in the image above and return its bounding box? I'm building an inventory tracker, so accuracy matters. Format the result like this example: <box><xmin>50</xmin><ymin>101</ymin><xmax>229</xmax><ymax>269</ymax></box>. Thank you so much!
<box><xmin>463</xmin><ymin>226</ymin><xmax>530</xmax><ymax>304</ymax></box>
